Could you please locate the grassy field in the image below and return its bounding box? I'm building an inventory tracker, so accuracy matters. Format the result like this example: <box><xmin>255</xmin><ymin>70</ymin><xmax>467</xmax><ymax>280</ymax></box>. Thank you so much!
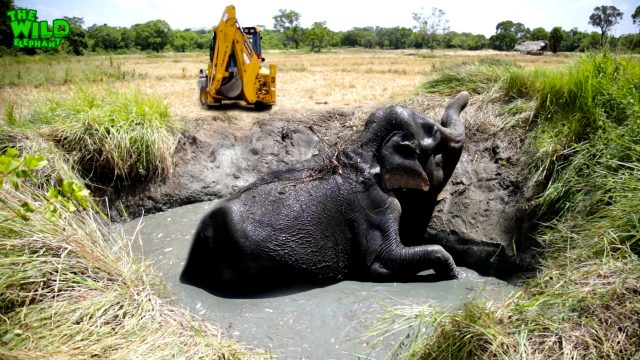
<box><xmin>0</xmin><ymin>49</ymin><xmax>573</xmax><ymax>125</ymax></box>
<box><xmin>2</xmin><ymin>49</ymin><xmax>608</xmax><ymax>359</ymax></box>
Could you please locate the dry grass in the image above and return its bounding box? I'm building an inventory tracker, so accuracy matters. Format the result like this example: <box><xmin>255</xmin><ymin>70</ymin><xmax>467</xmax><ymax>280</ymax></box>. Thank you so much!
<box><xmin>1</xmin><ymin>49</ymin><xmax>573</xmax><ymax>133</ymax></box>
<box><xmin>398</xmin><ymin>92</ymin><xmax>530</xmax><ymax>141</ymax></box>
<box><xmin>0</xmin><ymin>140</ymin><xmax>263</xmax><ymax>359</ymax></box>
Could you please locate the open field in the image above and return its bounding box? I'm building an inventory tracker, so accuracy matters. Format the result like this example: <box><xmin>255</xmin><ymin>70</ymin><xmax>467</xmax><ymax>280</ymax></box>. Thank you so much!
<box><xmin>1</xmin><ymin>49</ymin><xmax>574</xmax><ymax>130</ymax></box>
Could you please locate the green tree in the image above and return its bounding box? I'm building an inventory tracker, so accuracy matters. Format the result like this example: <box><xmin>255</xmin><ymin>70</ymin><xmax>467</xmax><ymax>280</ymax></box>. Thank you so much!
<box><xmin>131</xmin><ymin>20</ymin><xmax>171</xmax><ymax>52</ymax></box>
<box><xmin>193</xmin><ymin>32</ymin><xmax>209</xmax><ymax>50</ymax></box>
<box><xmin>412</xmin><ymin>7</ymin><xmax>449</xmax><ymax>52</ymax></box>
<box><xmin>589</xmin><ymin>5</ymin><xmax>623</xmax><ymax>48</ymax></box>
<box><xmin>448</xmin><ymin>32</ymin><xmax>488</xmax><ymax>50</ymax></box>
<box><xmin>66</xmin><ymin>26</ymin><xmax>88</xmax><ymax>55</ymax></box>
<box><xmin>489</xmin><ymin>32</ymin><xmax>514</xmax><ymax>51</ymax></box>
<box><xmin>632</xmin><ymin>6</ymin><xmax>640</xmax><ymax>30</ymax></box>
<box><xmin>306</xmin><ymin>21</ymin><xmax>332</xmax><ymax>52</ymax></box>
<box><xmin>530</xmin><ymin>27</ymin><xmax>548</xmax><ymax>40</ymax></box>
<box><xmin>87</xmin><ymin>24</ymin><xmax>122</xmax><ymax>51</ymax></box>
<box><xmin>490</xmin><ymin>20</ymin><xmax>530</xmax><ymax>51</ymax></box>
<box><xmin>170</xmin><ymin>31</ymin><xmax>188</xmax><ymax>52</ymax></box>
<box><xmin>0</xmin><ymin>0</ymin><xmax>15</xmax><ymax>49</ymax></box>
<box><xmin>497</xmin><ymin>20</ymin><xmax>529</xmax><ymax>39</ymax></box>
<box><xmin>341</xmin><ymin>28</ymin><xmax>378</xmax><ymax>48</ymax></box>
<box><xmin>548</xmin><ymin>26</ymin><xmax>565</xmax><ymax>53</ymax></box>
<box><xmin>120</xmin><ymin>27</ymin><xmax>134</xmax><ymax>49</ymax></box>
<box><xmin>341</xmin><ymin>29</ymin><xmax>361</xmax><ymax>47</ymax></box>
<box><xmin>62</xmin><ymin>17</ymin><xmax>87</xmax><ymax>55</ymax></box>
<box><xmin>64</xmin><ymin>16</ymin><xmax>84</xmax><ymax>28</ymax></box>
<box><xmin>440</xmin><ymin>31</ymin><xmax>455</xmax><ymax>48</ymax></box>
<box><xmin>468</xmin><ymin>34</ymin><xmax>488</xmax><ymax>50</ymax></box>
<box><xmin>272</xmin><ymin>9</ymin><xmax>303</xmax><ymax>49</ymax></box>
<box><xmin>617</xmin><ymin>33</ymin><xmax>640</xmax><ymax>52</ymax></box>
<box><xmin>580</xmin><ymin>31</ymin><xmax>603</xmax><ymax>51</ymax></box>
<box><xmin>374</xmin><ymin>27</ymin><xmax>413</xmax><ymax>49</ymax></box>
<box><xmin>261</xmin><ymin>29</ymin><xmax>284</xmax><ymax>49</ymax></box>
<box><xmin>344</xmin><ymin>27</ymin><xmax>377</xmax><ymax>48</ymax></box>
<box><xmin>561</xmin><ymin>28</ymin><xmax>586</xmax><ymax>52</ymax></box>
<box><xmin>170</xmin><ymin>30</ymin><xmax>199</xmax><ymax>52</ymax></box>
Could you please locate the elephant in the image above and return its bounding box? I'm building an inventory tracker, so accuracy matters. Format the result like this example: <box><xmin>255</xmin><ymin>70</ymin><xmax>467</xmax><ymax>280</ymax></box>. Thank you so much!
<box><xmin>180</xmin><ymin>92</ymin><xmax>470</xmax><ymax>294</ymax></box>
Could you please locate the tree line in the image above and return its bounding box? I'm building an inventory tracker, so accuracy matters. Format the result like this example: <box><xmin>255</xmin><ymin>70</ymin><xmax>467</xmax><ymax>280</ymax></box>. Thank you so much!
<box><xmin>263</xmin><ymin>6</ymin><xmax>639</xmax><ymax>53</ymax></box>
<box><xmin>1</xmin><ymin>3</ymin><xmax>639</xmax><ymax>55</ymax></box>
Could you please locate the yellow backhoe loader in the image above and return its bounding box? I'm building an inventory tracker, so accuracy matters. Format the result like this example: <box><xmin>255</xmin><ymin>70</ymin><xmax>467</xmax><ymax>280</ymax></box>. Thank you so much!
<box><xmin>198</xmin><ymin>5</ymin><xmax>276</xmax><ymax>109</ymax></box>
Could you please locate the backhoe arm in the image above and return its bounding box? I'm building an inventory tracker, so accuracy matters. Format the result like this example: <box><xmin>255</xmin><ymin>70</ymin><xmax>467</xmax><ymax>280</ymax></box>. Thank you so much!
<box><xmin>230</xmin><ymin>21</ymin><xmax>261</xmax><ymax>104</ymax></box>
<box><xmin>209</xmin><ymin>6</ymin><xmax>236</xmax><ymax>98</ymax></box>
<box><xmin>202</xmin><ymin>5</ymin><xmax>276</xmax><ymax>107</ymax></box>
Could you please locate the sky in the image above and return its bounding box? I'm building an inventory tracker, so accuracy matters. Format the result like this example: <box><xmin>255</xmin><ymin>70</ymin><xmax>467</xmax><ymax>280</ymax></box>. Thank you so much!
<box><xmin>15</xmin><ymin>0</ymin><xmax>640</xmax><ymax>37</ymax></box>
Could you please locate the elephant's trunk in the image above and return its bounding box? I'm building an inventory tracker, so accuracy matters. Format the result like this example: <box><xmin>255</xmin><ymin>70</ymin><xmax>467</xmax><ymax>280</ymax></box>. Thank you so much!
<box><xmin>438</xmin><ymin>91</ymin><xmax>469</xmax><ymax>149</ymax></box>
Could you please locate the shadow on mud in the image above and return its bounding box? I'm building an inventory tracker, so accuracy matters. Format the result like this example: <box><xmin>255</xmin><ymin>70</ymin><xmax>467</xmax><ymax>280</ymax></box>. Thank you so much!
<box><xmin>180</xmin><ymin>272</ymin><xmax>458</xmax><ymax>300</ymax></box>
<box><xmin>180</xmin><ymin>280</ymin><xmax>328</xmax><ymax>300</ymax></box>
<box><xmin>204</xmin><ymin>101</ymin><xmax>273</xmax><ymax>112</ymax></box>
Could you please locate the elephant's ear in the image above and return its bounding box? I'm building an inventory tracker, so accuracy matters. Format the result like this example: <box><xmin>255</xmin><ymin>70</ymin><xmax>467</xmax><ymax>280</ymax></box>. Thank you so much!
<box><xmin>378</xmin><ymin>131</ymin><xmax>430</xmax><ymax>192</ymax></box>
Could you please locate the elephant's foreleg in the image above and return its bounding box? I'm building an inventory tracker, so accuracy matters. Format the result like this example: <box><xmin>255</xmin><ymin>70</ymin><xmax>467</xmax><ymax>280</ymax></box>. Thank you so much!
<box><xmin>372</xmin><ymin>244</ymin><xmax>458</xmax><ymax>280</ymax></box>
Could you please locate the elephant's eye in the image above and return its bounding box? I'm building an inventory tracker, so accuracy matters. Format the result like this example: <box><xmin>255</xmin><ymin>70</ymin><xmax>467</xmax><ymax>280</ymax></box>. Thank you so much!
<box><xmin>396</xmin><ymin>141</ymin><xmax>418</xmax><ymax>157</ymax></box>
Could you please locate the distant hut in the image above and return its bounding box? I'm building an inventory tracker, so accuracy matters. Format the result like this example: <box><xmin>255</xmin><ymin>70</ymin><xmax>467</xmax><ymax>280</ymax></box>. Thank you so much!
<box><xmin>515</xmin><ymin>40</ymin><xmax>548</xmax><ymax>55</ymax></box>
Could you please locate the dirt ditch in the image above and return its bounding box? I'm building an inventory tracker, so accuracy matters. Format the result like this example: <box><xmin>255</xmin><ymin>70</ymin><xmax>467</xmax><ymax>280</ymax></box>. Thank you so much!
<box><xmin>102</xmin><ymin>98</ymin><xmax>537</xmax><ymax>278</ymax></box>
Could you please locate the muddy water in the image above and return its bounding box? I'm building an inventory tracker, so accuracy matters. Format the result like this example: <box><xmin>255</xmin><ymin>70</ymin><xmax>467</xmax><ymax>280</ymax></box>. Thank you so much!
<box><xmin>119</xmin><ymin>201</ymin><xmax>516</xmax><ymax>359</ymax></box>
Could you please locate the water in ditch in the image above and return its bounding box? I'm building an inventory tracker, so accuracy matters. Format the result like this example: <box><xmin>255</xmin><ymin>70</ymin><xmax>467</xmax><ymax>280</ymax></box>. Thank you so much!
<box><xmin>117</xmin><ymin>201</ymin><xmax>517</xmax><ymax>359</ymax></box>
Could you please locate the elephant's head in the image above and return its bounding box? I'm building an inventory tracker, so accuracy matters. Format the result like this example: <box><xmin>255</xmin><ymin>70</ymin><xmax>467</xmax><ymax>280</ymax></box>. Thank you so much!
<box><xmin>363</xmin><ymin>92</ymin><xmax>469</xmax><ymax>197</ymax></box>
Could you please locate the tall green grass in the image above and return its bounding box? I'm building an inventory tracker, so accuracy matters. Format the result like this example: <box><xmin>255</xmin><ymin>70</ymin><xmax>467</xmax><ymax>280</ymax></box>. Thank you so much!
<box><xmin>528</xmin><ymin>55</ymin><xmax>639</xmax><ymax>224</ymax></box>
<box><xmin>0</xmin><ymin>144</ymin><xmax>259</xmax><ymax>359</ymax></box>
<box><xmin>7</xmin><ymin>87</ymin><xmax>182</xmax><ymax>182</ymax></box>
<box><xmin>407</xmin><ymin>54</ymin><xmax>640</xmax><ymax>359</ymax></box>
<box><xmin>422</xmin><ymin>59</ymin><xmax>520</xmax><ymax>96</ymax></box>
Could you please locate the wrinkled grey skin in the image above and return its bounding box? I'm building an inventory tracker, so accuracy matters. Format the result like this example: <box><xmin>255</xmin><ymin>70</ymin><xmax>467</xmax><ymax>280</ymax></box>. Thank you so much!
<box><xmin>181</xmin><ymin>92</ymin><xmax>470</xmax><ymax>294</ymax></box>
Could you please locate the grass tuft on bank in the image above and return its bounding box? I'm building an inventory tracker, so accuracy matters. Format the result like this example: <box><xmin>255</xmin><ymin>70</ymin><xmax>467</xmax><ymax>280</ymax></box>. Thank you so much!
<box><xmin>422</xmin><ymin>59</ymin><xmax>520</xmax><ymax>96</ymax></box>
<box><xmin>0</xmin><ymin>144</ymin><xmax>259</xmax><ymax>359</ymax></box>
<box><xmin>6</xmin><ymin>87</ymin><xmax>181</xmax><ymax>182</ymax></box>
<box><xmin>406</xmin><ymin>54</ymin><xmax>640</xmax><ymax>359</ymax></box>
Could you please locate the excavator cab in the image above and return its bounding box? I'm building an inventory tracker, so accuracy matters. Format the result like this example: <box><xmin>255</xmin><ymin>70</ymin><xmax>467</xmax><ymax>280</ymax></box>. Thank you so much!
<box><xmin>199</xmin><ymin>5</ymin><xmax>276</xmax><ymax>109</ymax></box>
<box><xmin>242</xmin><ymin>27</ymin><xmax>263</xmax><ymax>61</ymax></box>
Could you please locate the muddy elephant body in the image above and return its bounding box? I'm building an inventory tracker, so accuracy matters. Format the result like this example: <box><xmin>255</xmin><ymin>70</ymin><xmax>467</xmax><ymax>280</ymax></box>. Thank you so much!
<box><xmin>181</xmin><ymin>92</ymin><xmax>470</xmax><ymax>293</ymax></box>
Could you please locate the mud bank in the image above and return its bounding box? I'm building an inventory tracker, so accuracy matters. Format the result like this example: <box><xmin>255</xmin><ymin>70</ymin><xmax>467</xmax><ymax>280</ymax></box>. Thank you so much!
<box><xmin>104</xmin><ymin>110</ymin><xmax>355</xmax><ymax>219</ymax></box>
